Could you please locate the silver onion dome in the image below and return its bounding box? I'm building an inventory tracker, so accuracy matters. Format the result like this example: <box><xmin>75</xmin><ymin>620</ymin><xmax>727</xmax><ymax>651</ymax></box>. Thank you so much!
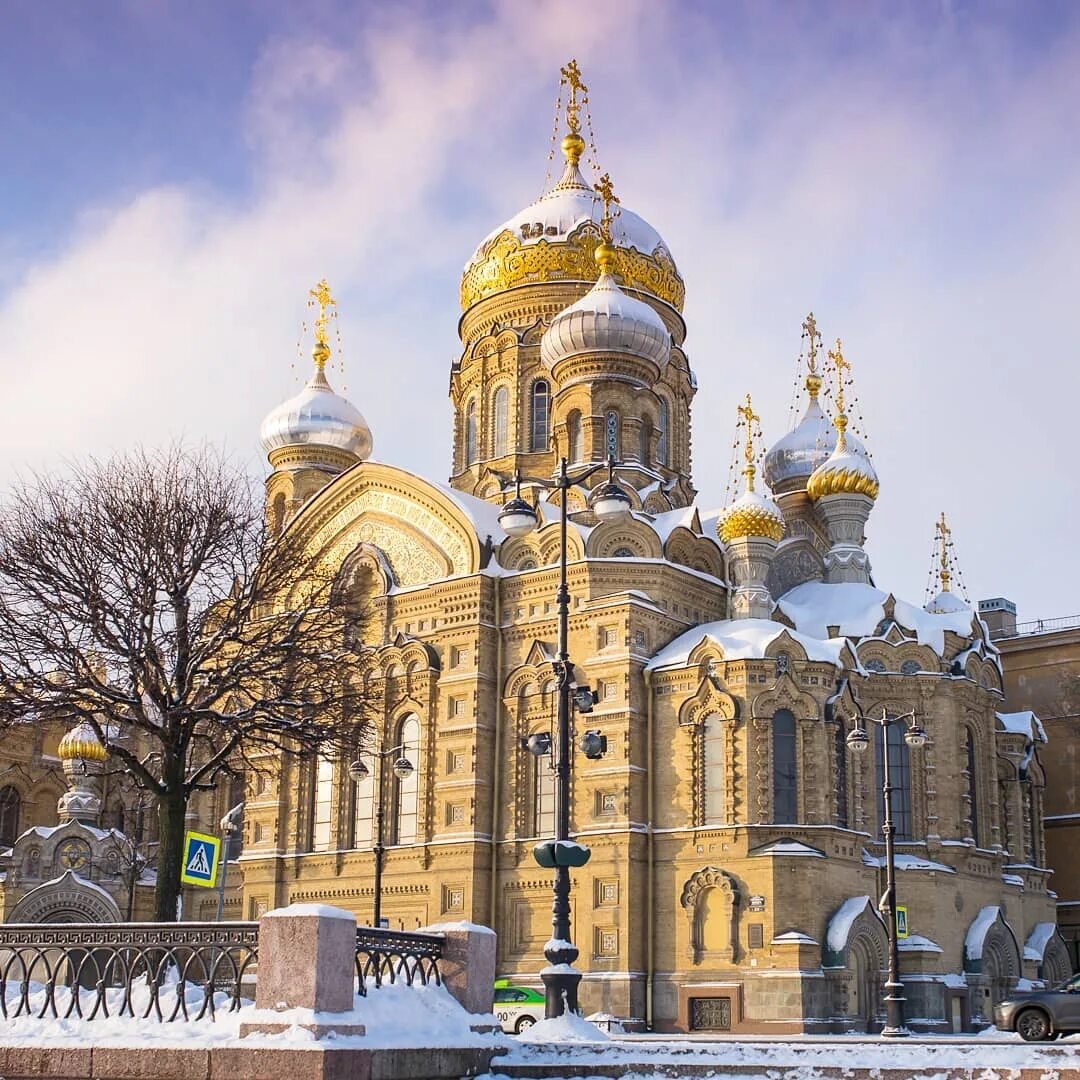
<box><xmin>540</xmin><ymin>267</ymin><xmax>670</xmax><ymax>369</ymax></box>
<box><xmin>763</xmin><ymin>396</ymin><xmax>868</xmax><ymax>495</ymax></box>
<box><xmin>259</xmin><ymin>365</ymin><xmax>373</xmax><ymax>461</ymax></box>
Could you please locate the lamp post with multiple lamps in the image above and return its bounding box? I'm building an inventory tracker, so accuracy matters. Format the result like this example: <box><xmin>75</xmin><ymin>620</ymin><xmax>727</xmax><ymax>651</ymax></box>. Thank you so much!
<box><xmin>348</xmin><ymin>748</ymin><xmax>415</xmax><ymax>929</ymax></box>
<box><xmin>498</xmin><ymin>456</ymin><xmax>632</xmax><ymax>1019</ymax></box>
<box><xmin>846</xmin><ymin>706</ymin><xmax>928</xmax><ymax>1038</ymax></box>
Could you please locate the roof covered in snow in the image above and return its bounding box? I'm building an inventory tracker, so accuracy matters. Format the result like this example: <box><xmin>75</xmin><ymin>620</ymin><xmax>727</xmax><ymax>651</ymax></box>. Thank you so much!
<box><xmin>644</xmin><ymin>618</ymin><xmax>847</xmax><ymax>672</ymax></box>
<box><xmin>778</xmin><ymin>581</ymin><xmax>975</xmax><ymax>655</ymax></box>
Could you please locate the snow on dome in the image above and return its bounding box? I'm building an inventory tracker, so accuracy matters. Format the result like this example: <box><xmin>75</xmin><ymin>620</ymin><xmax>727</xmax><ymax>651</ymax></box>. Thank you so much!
<box><xmin>926</xmin><ymin>589</ymin><xmax>970</xmax><ymax>615</ymax></box>
<box><xmin>58</xmin><ymin>723</ymin><xmax>107</xmax><ymax>763</ymax></box>
<box><xmin>539</xmin><ymin>268</ymin><xmax>670</xmax><ymax>369</ymax></box>
<box><xmin>763</xmin><ymin>396</ymin><xmax>835</xmax><ymax>492</ymax></box>
<box><xmin>466</xmin><ymin>167</ymin><xmax>667</xmax><ymax>273</ymax></box>
<box><xmin>645</xmin><ymin>617</ymin><xmax>847</xmax><ymax>672</ymax></box>
<box><xmin>260</xmin><ymin>367</ymin><xmax>372</xmax><ymax>461</ymax></box>
<box><xmin>806</xmin><ymin>441</ymin><xmax>879</xmax><ymax>501</ymax></box>
<box><xmin>778</xmin><ymin>581</ymin><xmax>974</xmax><ymax>656</ymax></box>
<box><xmin>717</xmin><ymin>489</ymin><xmax>785</xmax><ymax>545</ymax></box>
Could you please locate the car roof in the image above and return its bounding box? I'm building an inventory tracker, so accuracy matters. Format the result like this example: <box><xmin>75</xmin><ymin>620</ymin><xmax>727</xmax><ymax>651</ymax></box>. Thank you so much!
<box><xmin>495</xmin><ymin>983</ymin><xmax>545</xmax><ymax>1002</ymax></box>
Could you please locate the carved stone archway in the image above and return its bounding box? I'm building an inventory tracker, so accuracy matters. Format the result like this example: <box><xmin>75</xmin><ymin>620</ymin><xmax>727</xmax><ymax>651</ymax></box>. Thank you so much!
<box><xmin>7</xmin><ymin>870</ymin><xmax>122</xmax><ymax>924</ymax></box>
<box><xmin>680</xmin><ymin>866</ymin><xmax>739</xmax><ymax>964</ymax></box>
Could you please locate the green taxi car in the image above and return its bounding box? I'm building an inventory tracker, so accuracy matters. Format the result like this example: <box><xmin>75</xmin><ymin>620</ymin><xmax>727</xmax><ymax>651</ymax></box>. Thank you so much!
<box><xmin>493</xmin><ymin>981</ymin><xmax>545</xmax><ymax>1033</ymax></box>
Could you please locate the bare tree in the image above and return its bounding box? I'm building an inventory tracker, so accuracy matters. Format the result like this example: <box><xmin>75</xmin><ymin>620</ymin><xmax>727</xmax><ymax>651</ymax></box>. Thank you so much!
<box><xmin>0</xmin><ymin>445</ymin><xmax>371</xmax><ymax>920</ymax></box>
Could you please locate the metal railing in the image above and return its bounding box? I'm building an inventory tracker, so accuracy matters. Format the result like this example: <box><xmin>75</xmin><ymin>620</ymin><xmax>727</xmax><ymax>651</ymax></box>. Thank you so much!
<box><xmin>355</xmin><ymin>925</ymin><xmax>443</xmax><ymax>995</ymax></box>
<box><xmin>994</xmin><ymin>614</ymin><xmax>1080</xmax><ymax>639</ymax></box>
<box><xmin>0</xmin><ymin>919</ymin><xmax>447</xmax><ymax>1023</ymax></box>
<box><xmin>0</xmin><ymin>922</ymin><xmax>258</xmax><ymax>1022</ymax></box>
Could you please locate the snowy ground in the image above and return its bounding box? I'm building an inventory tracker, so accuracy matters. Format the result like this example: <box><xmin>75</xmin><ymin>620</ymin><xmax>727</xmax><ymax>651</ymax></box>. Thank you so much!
<box><xmin>478</xmin><ymin>1012</ymin><xmax>1080</xmax><ymax>1079</ymax></box>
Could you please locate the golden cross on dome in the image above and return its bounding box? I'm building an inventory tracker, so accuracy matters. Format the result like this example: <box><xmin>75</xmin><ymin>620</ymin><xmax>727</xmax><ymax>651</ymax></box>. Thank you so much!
<box><xmin>803</xmin><ymin>312</ymin><xmax>821</xmax><ymax>373</ymax></box>
<box><xmin>936</xmin><ymin>511</ymin><xmax>953</xmax><ymax>592</ymax></box>
<box><xmin>561</xmin><ymin>59</ymin><xmax>587</xmax><ymax>135</ymax></box>
<box><xmin>309</xmin><ymin>279</ymin><xmax>336</xmax><ymax>346</ymax></box>
<box><xmin>828</xmin><ymin>337</ymin><xmax>850</xmax><ymax>448</ymax></box>
<box><xmin>595</xmin><ymin>172</ymin><xmax>620</xmax><ymax>244</ymax></box>
<box><xmin>737</xmin><ymin>392</ymin><xmax>761</xmax><ymax>491</ymax></box>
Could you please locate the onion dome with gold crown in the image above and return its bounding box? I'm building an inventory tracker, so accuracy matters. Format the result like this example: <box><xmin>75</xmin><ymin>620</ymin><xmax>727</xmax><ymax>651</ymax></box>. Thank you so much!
<box><xmin>540</xmin><ymin>174</ymin><xmax>670</xmax><ymax>369</ymax></box>
<box><xmin>806</xmin><ymin>339</ymin><xmax>879</xmax><ymax>501</ymax></box>
<box><xmin>718</xmin><ymin>395</ymin><xmax>786</xmax><ymax>544</ymax></box>
<box><xmin>260</xmin><ymin>281</ymin><xmax>373</xmax><ymax>461</ymax></box>
<box><xmin>58</xmin><ymin>722</ymin><xmax>108</xmax><ymax>763</ymax></box>
<box><xmin>460</xmin><ymin>61</ymin><xmax>684</xmax><ymax>314</ymax></box>
<box><xmin>763</xmin><ymin>314</ymin><xmax>867</xmax><ymax>494</ymax></box>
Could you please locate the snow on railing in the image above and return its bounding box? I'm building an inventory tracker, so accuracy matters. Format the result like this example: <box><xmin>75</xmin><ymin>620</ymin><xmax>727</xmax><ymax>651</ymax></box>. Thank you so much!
<box><xmin>355</xmin><ymin>925</ymin><xmax>443</xmax><ymax>995</ymax></box>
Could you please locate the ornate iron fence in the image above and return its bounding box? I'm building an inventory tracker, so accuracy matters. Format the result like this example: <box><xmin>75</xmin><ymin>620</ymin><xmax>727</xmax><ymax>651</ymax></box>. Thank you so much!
<box><xmin>0</xmin><ymin>922</ymin><xmax>258</xmax><ymax>1022</ymax></box>
<box><xmin>355</xmin><ymin>925</ymin><xmax>443</xmax><ymax>995</ymax></box>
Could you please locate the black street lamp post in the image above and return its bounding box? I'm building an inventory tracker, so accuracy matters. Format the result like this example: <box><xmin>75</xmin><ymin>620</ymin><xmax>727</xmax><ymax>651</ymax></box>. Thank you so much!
<box><xmin>846</xmin><ymin>706</ymin><xmax>928</xmax><ymax>1038</ymax></box>
<box><xmin>348</xmin><ymin>747</ymin><xmax>415</xmax><ymax>929</ymax></box>
<box><xmin>499</xmin><ymin>456</ymin><xmax>631</xmax><ymax>1019</ymax></box>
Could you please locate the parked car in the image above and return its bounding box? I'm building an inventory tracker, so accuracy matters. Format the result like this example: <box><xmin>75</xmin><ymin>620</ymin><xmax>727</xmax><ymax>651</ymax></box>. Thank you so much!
<box><xmin>994</xmin><ymin>972</ymin><xmax>1080</xmax><ymax>1041</ymax></box>
<box><xmin>493</xmin><ymin>982</ymin><xmax>545</xmax><ymax>1033</ymax></box>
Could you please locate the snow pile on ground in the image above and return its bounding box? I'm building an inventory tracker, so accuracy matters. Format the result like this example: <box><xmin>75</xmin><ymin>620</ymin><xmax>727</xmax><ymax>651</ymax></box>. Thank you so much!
<box><xmin>515</xmin><ymin>1010</ymin><xmax>610</xmax><ymax>1044</ymax></box>
<box><xmin>0</xmin><ymin>978</ymin><xmax>502</xmax><ymax>1050</ymax></box>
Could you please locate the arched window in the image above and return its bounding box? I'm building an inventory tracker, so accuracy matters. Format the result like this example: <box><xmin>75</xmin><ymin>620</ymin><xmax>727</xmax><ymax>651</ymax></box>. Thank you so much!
<box><xmin>605</xmin><ymin>410</ymin><xmax>620</xmax><ymax>460</ymax></box>
<box><xmin>964</xmin><ymin>727</ymin><xmax>980</xmax><ymax>845</ymax></box>
<box><xmin>836</xmin><ymin>722</ymin><xmax>849</xmax><ymax>828</ymax></box>
<box><xmin>772</xmin><ymin>710</ymin><xmax>797</xmax><ymax>824</ymax></box>
<box><xmin>312</xmin><ymin>756</ymin><xmax>335</xmax><ymax>851</ymax></box>
<box><xmin>875</xmin><ymin>720</ymin><xmax>913</xmax><ymax>841</ymax></box>
<box><xmin>465</xmin><ymin>399</ymin><xmax>477</xmax><ymax>464</ymax></box>
<box><xmin>394</xmin><ymin>715</ymin><xmax>420</xmax><ymax>845</ymax></box>
<box><xmin>493</xmin><ymin>386</ymin><xmax>509</xmax><ymax>457</ymax></box>
<box><xmin>533</xmin><ymin>751</ymin><xmax>556</xmax><ymax>837</ymax></box>
<box><xmin>703</xmin><ymin>715</ymin><xmax>726</xmax><ymax>825</ymax></box>
<box><xmin>639</xmin><ymin>422</ymin><xmax>651</xmax><ymax>466</ymax></box>
<box><xmin>270</xmin><ymin>492</ymin><xmax>286</xmax><ymax>536</ymax></box>
<box><xmin>567</xmin><ymin>410</ymin><xmax>583</xmax><ymax>463</ymax></box>
<box><xmin>530</xmin><ymin>381</ymin><xmax>550</xmax><ymax>452</ymax></box>
<box><xmin>352</xmin><ymin>751</ymin><xmax>375</xmax><ymax>848</ymax></box>
<box><xmin>657</xmin><ymin>398</ymin><xmax>670</xmax><ymax>466</ymax></box>
<box><xmin>0</xmin><ymin>786</ymin><xmax>21</xmax><ymax>848</ymax></box>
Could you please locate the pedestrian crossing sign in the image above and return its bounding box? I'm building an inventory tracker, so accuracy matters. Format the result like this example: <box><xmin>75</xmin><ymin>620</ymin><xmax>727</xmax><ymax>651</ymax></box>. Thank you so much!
<box><xmin>181</xmin><ymin>831</ymin><xmax>221</xmax><ymax>888</ymax></box>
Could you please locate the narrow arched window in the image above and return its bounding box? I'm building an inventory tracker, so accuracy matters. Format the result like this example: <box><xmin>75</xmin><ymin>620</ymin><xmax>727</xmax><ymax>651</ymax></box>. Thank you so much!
<box><xmin>3</xmin><ymin>787</ymin><xmax>24</xmax><ymax>844</ymax></box>
<box><xmin>465</xmin><ymin>399</ymin><xmax>477</xmax><ymax>464</ymax></box>
<box><xmin>352</xmin><ymin>750</ymin><xmax>375</xmax><ymax>848</ymax></box>
<box><xmin>530</xmin><ymin>380</ymin><xmax>550</xmax><ymax>452</ymax></box>
<box><xmin>836</xmin><ymin>722</ymin><xmax>849</xmax><ymax>828</ymax></box>
<box><xmin>964</xmin><ymin>727</ymin><xmax>980</xmax><ymax>846</ymax></box>
<box><xmin>772</xmin><ymin>710</ymin><xmax>797</xmax><ymax>824</ymax></box>
<box><xmin>312</xmin><ymin>756</ymin><xmax>335</xmax><ymax>852</ymax></box>
<box><xmin>394</xmin><ymin>715</ymin><xmax>420</xmax><ymax>844</ymax></box>
<box><xmin>703</xmin><ymin>715</ymin><xmax>726</xmax><ymax>825</ymax></box>
<box><xmin>875</xmin><ymin>720</ymin><xmax>913</xmax><ymax>841</ymax></box>
<box><xmin>657</xmin><ymin>398</ymin><xmax>670</xmax><ymax>466</ymax></box>
<box><xmin>533</xmin><ymin>751</ymin><xmax>556</xmax><ymax>837</ymax></box>
<box><xmin>567</xmin><ymin>410</ymin><xmax>583</xmax><ymax>463</ymax></box>
<box><xmin>493</xmin><ymin>386</ymin><xmax>509</xmax><ymax>457</ymax></box>
<box><xmin>639</xmin><ymin>422</ymin><xmax>651</xmax><ymax>466</ymax></box>
<box><xmin>605</xmin><ymin>410</ymin><xmax>620</xmax><ymax>460</ymax></box>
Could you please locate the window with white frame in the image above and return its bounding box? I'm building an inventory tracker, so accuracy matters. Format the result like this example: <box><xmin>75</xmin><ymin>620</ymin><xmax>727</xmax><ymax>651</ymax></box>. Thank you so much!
<box><xmin>394</xmin><ymin>715</ymin><xmax>421</xmax><ymax>844</ymax></box>
<box><xmin>703</xmin><ymin>714</ymin><xmax>726</xmax><ymax>825</ymax></box>
<box><xmin>312</xmin><ymin>757</ymin><xmax>335</xmax><ymax>851</ymax></box>
<box><xmin>352</xmin><ymin>754</ymin><xmax>375</xmax><ymax>848</ymax></box>
<box><xmin>533</xmin><ymin>752</ymin><xmax>556</xmax><ymax>837</ymax></box>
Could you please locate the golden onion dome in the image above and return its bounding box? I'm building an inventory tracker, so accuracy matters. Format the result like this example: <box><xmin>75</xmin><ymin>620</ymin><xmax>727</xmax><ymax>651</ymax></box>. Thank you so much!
<box><xmin>718</xmin><ymin>393</ymin><xmax>786</xmax><ymax>545</ymax></box>
<box><xmin>718</xmin><ymin>488</ymin><xmax>786</xmax><ymax>544</ymax></box>
<box><xmin>460</xmin><ymin>65</ymin><xmax>683</xmax><ymax>314</ymax></box>
<box><xmin>58</xmin><ymin>723</ymin><xmax>108</xmax><ymax>763</ymax></box>
<box><xmin>806</xmin><ymin>337</ymin><xmax>879</xmax><ymax>502</ymax></box>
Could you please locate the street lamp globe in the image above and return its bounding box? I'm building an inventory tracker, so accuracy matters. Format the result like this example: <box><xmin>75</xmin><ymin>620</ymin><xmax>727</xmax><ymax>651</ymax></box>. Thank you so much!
<box><xmin>904</xmin><ymin>725</ymin><xmax>929</xmax><ymax>748</ymax></box>
<box><xmin>498</xmin><ymin>496</ymin><xmax>539</xmax><ymax>537</ymax></box>
<box><xmin>392</xmin><ymin>757</ymin><xmax>414</xmax><ymax>780</ymax></box>
<box><xmin>846</xmin><ymin>726</ymin><xmax>870</xmax><ymax>753</ymax></box>
<box><xmin>348</xmin><ymin>759</ymin><xmax>369</xmax><ymax>783</ymax></box>
<box><xmin>591</xmin><ymin>481</ymin><xmax>632</xmax><ymax>522</ymax></box>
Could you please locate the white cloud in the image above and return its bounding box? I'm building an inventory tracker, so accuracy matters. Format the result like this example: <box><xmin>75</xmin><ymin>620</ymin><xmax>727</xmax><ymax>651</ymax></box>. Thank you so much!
<box><xmin>1</xmin><ymin>2</ymin><xmax>1078</xmax><ymax>619</ymax></box>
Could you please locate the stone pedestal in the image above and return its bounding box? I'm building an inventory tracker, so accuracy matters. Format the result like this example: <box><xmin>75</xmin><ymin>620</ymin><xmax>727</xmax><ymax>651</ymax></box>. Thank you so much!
<box><xmin>422</xmin><ymin>921</ymin><xmax>498</xmax><ymax>1025</ymax></box>
<box><xmin>240</xmin><ymin>903</ymin><xmax>366</xmax><ymax>1039</ymax></box>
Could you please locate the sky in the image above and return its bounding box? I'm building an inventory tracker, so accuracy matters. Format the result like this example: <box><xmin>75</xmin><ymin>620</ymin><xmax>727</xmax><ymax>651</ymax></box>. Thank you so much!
<box><xmin>1</xmin><ymin>0</ymin><xmax>1078</xmax><ymax>622</ymax></box>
